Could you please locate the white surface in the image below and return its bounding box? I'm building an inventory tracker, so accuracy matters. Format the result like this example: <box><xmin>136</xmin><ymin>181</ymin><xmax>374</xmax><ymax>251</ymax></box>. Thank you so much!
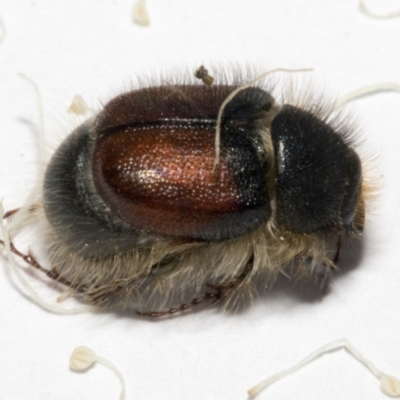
<box><xmin>0</xmin><ymin>1</ymin><xmax>400</xmax><ymax>399</ymax></box>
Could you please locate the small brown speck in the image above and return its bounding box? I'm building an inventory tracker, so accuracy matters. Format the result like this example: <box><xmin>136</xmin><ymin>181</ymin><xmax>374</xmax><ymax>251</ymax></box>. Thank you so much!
<box><xmin>194</xmin><ymin>65</ymin><xmax>214</xmax><ymax>86</ymax></box>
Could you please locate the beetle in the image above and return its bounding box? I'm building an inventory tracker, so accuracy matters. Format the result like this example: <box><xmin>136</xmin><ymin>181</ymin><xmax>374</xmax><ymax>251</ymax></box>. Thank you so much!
<box><xmin>1</xmin><ymin>68</ymin><xmax>368</xmax><ymax>316</ymax></box>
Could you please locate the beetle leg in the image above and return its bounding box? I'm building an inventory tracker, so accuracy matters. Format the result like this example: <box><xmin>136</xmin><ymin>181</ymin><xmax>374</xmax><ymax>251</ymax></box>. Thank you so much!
<box><xmin>0</xmin><ymin>239</ymin><xmax>81</xmax><ymax>290</ymax></box>
<box><xmin>137</xmin><ymin>272</ymin><xmax>251</xmax><ymax>318</ymax></box>
<box><xmin>136</xmin><ymin>291</ymin><xmax>220</xmax><ymax>318</ymax></box>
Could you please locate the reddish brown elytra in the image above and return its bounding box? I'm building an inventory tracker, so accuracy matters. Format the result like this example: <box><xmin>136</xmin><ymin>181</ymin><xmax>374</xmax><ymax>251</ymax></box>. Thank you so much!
<box><xmin>92</xmin><ymin>85</ymin><xmax>272</xmax><ymax>240</ymax></box>
<box><xmin>4</xmin><ymin>69</ymin><xmax>368</xmax><ymax>316</ymax></box>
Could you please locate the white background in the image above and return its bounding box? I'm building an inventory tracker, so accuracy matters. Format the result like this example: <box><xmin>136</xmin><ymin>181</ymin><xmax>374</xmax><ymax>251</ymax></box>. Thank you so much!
<box><xmin>0</xmin><ymin>1</ymin><xmax>400</xmax><ymax>399</ymax></box>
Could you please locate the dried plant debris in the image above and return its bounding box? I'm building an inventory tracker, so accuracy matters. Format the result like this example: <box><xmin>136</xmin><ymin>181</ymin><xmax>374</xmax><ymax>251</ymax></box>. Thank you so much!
<box><xmin>194</xmin><ymin>65</ymin><xmax>214</xmax><ymax>86</ymax></box>
<box><xmin>248</xmin><ymin>338</ymin><xmax>400</xmax><ymax>398</ymax></box>
<box><xmin>70</xmin><ymin>346</ymin><xmax>126</xmax><ymax>400</ymax></box>
<box><xmin>132</xmin><ymin>0</ymin><xmax>150</xmax><ymax>26</ymax></box>
<box><xmin>359</xmin><ymin>0</ymin><xmax>400</xmax><ymax>19</ymax></box>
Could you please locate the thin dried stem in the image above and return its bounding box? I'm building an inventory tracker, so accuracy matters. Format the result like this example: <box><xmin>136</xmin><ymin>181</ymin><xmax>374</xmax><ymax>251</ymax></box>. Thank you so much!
<box><xmin>0</xmin><ymin>202</ymin><xmax>97</xmax><ymax>314</ymax></box>
<box><xmin>335</xmin><ymin>82</ymin><xmax>400</xmax><ymax>109</ymax></box>
<box><xmin>70</xmin><ymin>346</ymin><xmax>126</xmax><ymax>400</ymax></box>
<box><xmin>18</xmin><ymin>73</ymin><xmax>46</xmax><ymax>168</ymax></box>
<box><xmin>248</xmin><ymin>338</ymin><xmax>400</xmax><ymax>398</ymax></box>
<box><xmin>0</xmin><ymin>15</ymin><xmax>6</xmax><ymax>46</ymax></box>
<box><xmin>359</xmin><ymin>0</ymin><xmax>400</xmax><ymax>19</ymax></box>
